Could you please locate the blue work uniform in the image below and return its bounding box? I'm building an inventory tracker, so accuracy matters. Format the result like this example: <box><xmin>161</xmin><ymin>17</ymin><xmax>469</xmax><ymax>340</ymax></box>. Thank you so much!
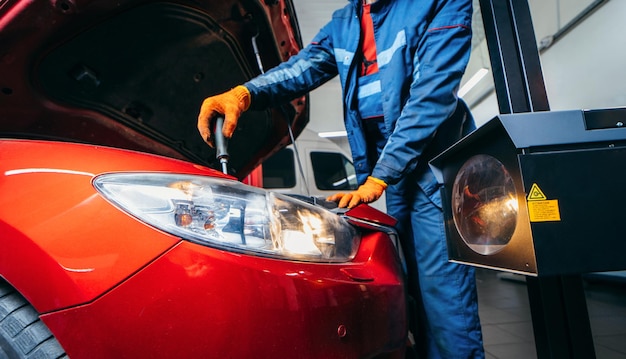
<box><xmin>245</xmin><ymin>0</ymin><xmax>484</xmax><ymax>357</ymax></box>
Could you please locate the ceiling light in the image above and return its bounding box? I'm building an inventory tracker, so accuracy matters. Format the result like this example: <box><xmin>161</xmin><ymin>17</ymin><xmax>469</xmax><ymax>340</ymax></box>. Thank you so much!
<box><xmin>458</xmin><ymin>68</ymin><xmax>489</xmax><ymax>97</ymax></box>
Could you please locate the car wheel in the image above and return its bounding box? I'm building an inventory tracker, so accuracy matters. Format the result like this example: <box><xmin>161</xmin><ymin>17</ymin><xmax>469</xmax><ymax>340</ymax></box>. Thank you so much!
<box><xmin>0</xmin><ymin>280</ymin><xmax>67</xmax><ymax>359</ymax></box>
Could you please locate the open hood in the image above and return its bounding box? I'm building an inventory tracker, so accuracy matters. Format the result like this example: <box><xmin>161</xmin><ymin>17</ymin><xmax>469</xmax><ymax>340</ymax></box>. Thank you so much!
<box><xmin>0</xmin><ymin>0</ymin><xmax>308</xmax><ymax>179</ymax></box>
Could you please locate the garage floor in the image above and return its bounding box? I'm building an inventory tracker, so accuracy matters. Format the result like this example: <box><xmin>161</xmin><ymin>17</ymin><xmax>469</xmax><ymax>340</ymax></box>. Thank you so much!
<box><xmin>476</xmin><ymin>268</ymin><xmax>626</xmax><ymax>358</ymax></box>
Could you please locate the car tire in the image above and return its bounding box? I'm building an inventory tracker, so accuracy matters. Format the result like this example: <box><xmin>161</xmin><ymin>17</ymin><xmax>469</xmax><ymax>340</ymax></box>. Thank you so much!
<box><xmin>0</xmin><ymin>280</ymin><xmax>67</xmax><ymax>359</ymax></box>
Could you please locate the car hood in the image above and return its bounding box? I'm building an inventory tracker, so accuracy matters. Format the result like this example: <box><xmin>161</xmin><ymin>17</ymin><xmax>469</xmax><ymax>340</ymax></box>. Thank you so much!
<box><xmin>0</xmin><ymin>0</ymin><xmax>308</xmax><ymax>179</ymax></box>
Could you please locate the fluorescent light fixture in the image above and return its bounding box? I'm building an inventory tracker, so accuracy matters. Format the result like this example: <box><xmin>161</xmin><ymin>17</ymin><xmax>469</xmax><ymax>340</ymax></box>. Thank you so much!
<box><xmin>458</xmin><ymin>68</ymin><xmax>489</xmax><ymax>97</ymax></box>
<box><xmin>318</xmin><ymin>131</ymin><xmax>347</xmax><ymax>138</ymax></box>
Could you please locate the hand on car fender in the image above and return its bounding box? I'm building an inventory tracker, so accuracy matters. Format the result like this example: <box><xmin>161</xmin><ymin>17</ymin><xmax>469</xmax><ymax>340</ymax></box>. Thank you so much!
<box><xmin>197</xmin><ymin>85</ymin><xmax>251</xmax><ymax>147</ymax></box>
<box><xmin>327</xmin><ymin>176</ymin><xmax>387</xmax><ymax>209</ymax></box>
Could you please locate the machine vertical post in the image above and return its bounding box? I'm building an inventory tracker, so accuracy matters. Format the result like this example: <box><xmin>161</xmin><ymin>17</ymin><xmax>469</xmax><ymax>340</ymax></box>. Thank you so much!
<box><xmin>477</xmin><ymin>0</ymin><xmax>595</xmax><ymax>357</ymax></box>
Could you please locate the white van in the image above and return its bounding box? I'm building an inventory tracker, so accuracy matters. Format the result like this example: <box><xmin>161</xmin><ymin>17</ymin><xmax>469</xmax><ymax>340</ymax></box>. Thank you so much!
<box><xmin>253</xmin><ymin>129</ymin><xmax>386</xmax><ymax>212</ymax></box>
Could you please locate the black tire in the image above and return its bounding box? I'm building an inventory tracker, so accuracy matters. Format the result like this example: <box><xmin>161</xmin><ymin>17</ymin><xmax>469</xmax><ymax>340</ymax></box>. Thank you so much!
<box><xmin>0</xmin><ymin>280</ymin><xmax>67</xmax><ymax>359</ymax></box>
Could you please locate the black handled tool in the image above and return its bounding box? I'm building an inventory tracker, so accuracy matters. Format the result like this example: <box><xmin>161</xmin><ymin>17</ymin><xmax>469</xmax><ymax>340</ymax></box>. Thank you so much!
<box><xmin>214</xmin><ymin>116</ymin><xmax>229</xmax><ymax>174</ymax></box>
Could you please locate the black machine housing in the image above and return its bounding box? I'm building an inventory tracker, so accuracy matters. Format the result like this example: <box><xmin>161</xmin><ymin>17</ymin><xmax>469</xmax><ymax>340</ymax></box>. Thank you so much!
<box><xmin>431</xmin><ymin>107</ymin><xmax>626</xmax><ymax>276</ymax></box>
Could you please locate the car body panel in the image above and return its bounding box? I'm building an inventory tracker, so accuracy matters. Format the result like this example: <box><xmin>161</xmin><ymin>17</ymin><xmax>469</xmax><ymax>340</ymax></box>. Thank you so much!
<box><xmin>42</xmin><ymin>234</ymin><xmax>406</xmax><ymax>358</ymax></box>
<box><xmin>0</xmin><ymin>0</ymin><xmax>308</xmax><ymax>179</ymax></box>
<box><xmin>0</xmin><ymin>139</ymin><xmax>225</xmax><ymax>312</ymax></box>
<box><xmin>1</xmin><ymin>139</ymin><xmax>408</xmax><ymax>357</ymax></box>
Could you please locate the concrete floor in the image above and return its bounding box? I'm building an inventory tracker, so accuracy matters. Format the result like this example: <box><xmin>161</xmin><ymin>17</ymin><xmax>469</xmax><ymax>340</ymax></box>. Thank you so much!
<box><xmin>475</xmin><ymin>268</ymin><xmax>626</xmax><ymax>358</ymax></box>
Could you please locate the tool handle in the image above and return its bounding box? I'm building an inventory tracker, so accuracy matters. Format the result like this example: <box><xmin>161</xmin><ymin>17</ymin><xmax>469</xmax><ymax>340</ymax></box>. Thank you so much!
<box><xmin>214</xmin><ymin>116</ymin><xmax>229</xmax><ymax>174</ymax></box>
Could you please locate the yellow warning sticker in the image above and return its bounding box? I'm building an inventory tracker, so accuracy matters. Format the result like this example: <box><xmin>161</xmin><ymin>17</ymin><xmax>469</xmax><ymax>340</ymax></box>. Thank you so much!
<box><xmin>526</xmin><ymin>183</ymin><xmax>561</xmax><ymax>222</ymax></box>
<box><xmin>528</xmin><ymin>200</ymin><xmax>561</xmax><ymax>222</ymax></box>
<box><xmin>527</xmin><ymin>183</ymin><xmax>547</xmax><ymax>201</ymax></box>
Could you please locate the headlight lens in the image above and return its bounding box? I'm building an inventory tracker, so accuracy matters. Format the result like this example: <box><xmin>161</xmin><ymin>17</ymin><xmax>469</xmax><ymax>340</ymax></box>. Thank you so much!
<box><xmin>93</xmin><ymin>173</ymin><xmax>359</xmax><ymax>262</ymax></box>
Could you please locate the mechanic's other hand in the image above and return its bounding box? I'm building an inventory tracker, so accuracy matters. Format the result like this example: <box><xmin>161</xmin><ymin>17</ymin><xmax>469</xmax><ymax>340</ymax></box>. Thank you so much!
<box><xmin>327</xmin><ymin>176</ymin><xmax>387</xmax><ymax>209</ymax></box>
<box><xmin>197</xmin><ymin>85</ymin><xmax>251</xmax><ymax>147</ymax></box>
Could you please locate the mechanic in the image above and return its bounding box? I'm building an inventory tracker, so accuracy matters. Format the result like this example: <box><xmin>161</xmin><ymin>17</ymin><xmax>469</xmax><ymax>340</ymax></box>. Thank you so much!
<box><xmin>197</xmin><ymin>0</ymin><xmax>484</xmax><ymax>357</ymax></box>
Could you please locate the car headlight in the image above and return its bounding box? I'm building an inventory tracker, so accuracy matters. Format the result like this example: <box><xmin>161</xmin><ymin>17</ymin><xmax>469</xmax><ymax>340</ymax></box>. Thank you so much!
<box><xmin>93</xmin><ymin>173</ymin><xmax>359</xmax><ymax>262</ymax></box>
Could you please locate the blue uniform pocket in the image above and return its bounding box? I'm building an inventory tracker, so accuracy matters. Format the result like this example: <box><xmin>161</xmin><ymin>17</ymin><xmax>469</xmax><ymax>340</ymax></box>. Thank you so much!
<box><xmin>357</xmin><ymin>73</ymin><xmax>383</xmax><ymax>120</ymax></box>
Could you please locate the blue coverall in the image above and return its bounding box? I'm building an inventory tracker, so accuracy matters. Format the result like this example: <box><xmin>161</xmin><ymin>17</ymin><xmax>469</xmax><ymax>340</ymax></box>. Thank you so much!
<box><xmin>245</xmin><ymin>0</ymin><xmax>484</xmax><ymax>357</ymax></box>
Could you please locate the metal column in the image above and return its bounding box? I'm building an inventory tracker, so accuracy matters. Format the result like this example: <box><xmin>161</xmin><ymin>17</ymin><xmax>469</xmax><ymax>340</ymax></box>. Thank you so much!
<box><xmin>477</xmin><ymin>0</ymin><xmax>595</xmax><ymax>357</ymax></box>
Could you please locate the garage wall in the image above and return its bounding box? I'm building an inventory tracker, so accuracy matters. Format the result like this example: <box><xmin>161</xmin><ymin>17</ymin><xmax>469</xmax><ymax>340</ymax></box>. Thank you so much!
<box><xmin>468</xmin><ymin>0</ymin><xmax>626</xmax><ymax>125</ymax></box>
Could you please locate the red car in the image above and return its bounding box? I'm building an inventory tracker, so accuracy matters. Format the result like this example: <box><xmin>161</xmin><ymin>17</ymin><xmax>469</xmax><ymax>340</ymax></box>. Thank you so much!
<box><xmin>0</xmin><ymin>0</ymin><xmax>409</xmax><ymax>358</ymax></box>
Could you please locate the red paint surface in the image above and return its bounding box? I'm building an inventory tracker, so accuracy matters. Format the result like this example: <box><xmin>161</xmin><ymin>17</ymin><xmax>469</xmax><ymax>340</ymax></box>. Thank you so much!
<box><xmin>1</xmin><ymin>139</ymin><xmax>407</xmax><ymax>358</ymax></box>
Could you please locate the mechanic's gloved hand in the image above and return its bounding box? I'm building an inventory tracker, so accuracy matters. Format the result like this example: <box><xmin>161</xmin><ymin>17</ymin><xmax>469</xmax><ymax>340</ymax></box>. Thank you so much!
<box><xmin>197</xmin><ymin>85</ymin><xmax>251</xmax><ymax>147</ymax></box>
<box><xmin>327</xmin><ymin>176</ymin><xmax>387</xmax><ymax>209</ymax></box>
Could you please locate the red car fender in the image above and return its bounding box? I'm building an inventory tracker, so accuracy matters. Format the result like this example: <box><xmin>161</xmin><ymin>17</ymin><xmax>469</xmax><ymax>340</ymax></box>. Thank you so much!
<box><xmin>0</xmin><ymin>140</ymin><xmax>229</xmax><ymax>312</ymax></box>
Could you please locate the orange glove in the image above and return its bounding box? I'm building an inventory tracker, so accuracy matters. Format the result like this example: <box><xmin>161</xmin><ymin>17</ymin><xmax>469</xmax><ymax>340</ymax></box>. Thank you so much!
<box><xmin>327</xmin><ymin>176</ymin><xmax>387</xmax><ymax>209</ymax></box>
<box><xmin>197</xmin><ymin>85</ymin><xmax>251</xmax><ymax>147</ymax></box>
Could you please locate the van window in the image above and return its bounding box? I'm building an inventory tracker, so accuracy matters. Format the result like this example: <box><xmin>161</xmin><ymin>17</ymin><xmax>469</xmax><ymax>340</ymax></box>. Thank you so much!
<box><xmin>310</xmin><ymin>151</ymin><xmax>358</xmax><ymax>191</ymax></box>
<box><xmin>262</xmin><ymin>148</ymin><xmax>296</xmax><ymax>188</ymax></box>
